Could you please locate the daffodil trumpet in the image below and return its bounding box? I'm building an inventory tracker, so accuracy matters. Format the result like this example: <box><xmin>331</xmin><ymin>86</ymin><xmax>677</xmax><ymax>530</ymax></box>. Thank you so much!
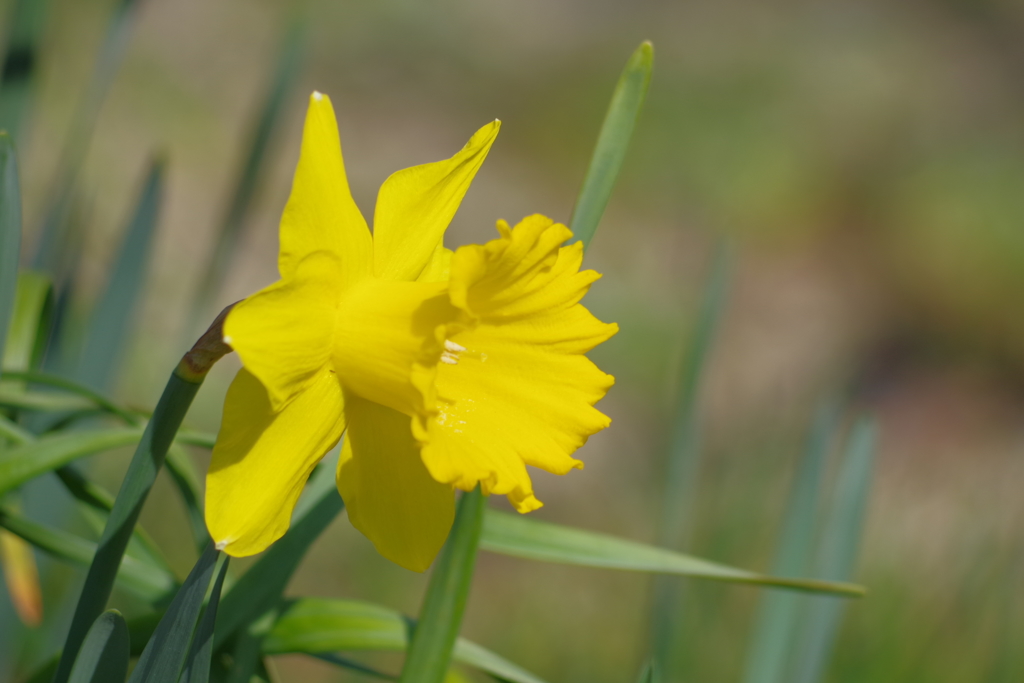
<box><xmin>206</xmin><ymin>91</ymin><xmax>617</xmax><ymax>571</ymax></box>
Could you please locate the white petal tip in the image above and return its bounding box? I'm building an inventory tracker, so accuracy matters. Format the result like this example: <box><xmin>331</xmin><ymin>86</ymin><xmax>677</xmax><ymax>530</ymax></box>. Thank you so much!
<box><xmin>312</xmin><ymin>91</ymin><xmax>324</xmax><ymax>101</ymax></box>
<box><xmin>215</xmin><ymin>540</ymin><xmax>228</xmax><ymax>551</ymax></box>
<box><xmin>223</xmin><ymin>335</ymin><xmax>233</xmax><ymax>345</ymax></box>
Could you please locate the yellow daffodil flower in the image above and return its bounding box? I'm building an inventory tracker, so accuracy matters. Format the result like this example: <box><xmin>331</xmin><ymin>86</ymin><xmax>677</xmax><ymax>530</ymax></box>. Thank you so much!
<box><xmin>205</xmin><ymin>92</ymin><xmax>617</xmax><ymax>571</ymax></box>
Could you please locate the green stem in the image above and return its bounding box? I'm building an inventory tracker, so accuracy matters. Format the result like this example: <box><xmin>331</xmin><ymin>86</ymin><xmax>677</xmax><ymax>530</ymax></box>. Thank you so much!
<box><xmin>399</xmin><ymin>486</ymin><xmax>485</xmax><ymax>683</ymax></box>
<box><xmin>52</xmin><ymin>306</ymin><xmax>234</xmax><ymax>683</ymax></box>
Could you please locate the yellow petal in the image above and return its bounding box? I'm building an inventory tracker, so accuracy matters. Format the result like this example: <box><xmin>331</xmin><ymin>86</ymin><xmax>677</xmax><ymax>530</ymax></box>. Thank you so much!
<box><xmin>421</xmin><ymin>215</ymin><xmax>617</xmax><ymax>511</ymax></box>
<box><xmin>332</xmin><ymin>278</ymin><xmax>454</xmax><ymax>419</ymax></box>
<box><xmin>372</xmin><ymin>121</ymin><xmax>500</xmax><ymax>281</ymax></box>
<box><xmin>225</xmin><ymin>251</ymin><xmax>342</xmax><ymax>411</ymax></box>
<box><xmin>337</xmin><ymin>392</ymin><xmax>454</xmax><ymax>572</ymax></box>
<box><xmin>279</xmin><ymin>92</ymin><xmax>372</xmax><ymax>287</ymax></box>
<box><xmin>417</xmin><ymin>243</ymin><xmax>453</xmax><ymax>283</ymax></box>
<box><xmin>206</xmin><ymin>366</ymin><xmax>345</xmax><ymax>557</ymax></box>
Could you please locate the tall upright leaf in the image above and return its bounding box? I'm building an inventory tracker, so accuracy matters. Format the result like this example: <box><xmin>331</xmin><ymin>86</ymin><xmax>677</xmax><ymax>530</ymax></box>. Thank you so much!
<box><xmin>179</xmin><ymin>557</ymin><xmax>230</xmax><ymax>683</ymax></box>
<box><xmin>742</xmin><ymin>400</ymin><xmax>842</xmax><ymax>683</ymax></box>
<box><xmin>0</xmin><ymin>133</ymin><xmax>22</xmax><ymax>378</ymax></box>
<box><xmin>569</xmin><ymin>41</ymin><xmax>653</xmax><ymax>250</ymax></box>
<box><xmin>74</xmin><ymin>157</ymin><xmax>164</xmax><ymax>392</ymax></box>
<box><xmin>32</xmin><ymin>0</ymin><xmax>146</xmax><ymax>275</ymax></box>
<box><xmin>67</xmin><ymin>610</ymin><xmax>130</xmax><ymax>683</ymax></box>
<box><xmin>651</xmin><ymin>243</ymin><xmax>731</xmax><ymax>677</ymax></box>
<box><xmin>188</xmin><ymin>14</ymin><xmax>307</xmax><ymax>333</ymax></box>
<box><xmin>128</xmin><ymin>544</ymin><xmax>220</xmax><ymax>683</ymax></box>
<box><xmin>0</xmin><ymin>0</ymin><xmax>50</xmax><ymax>143</ymax></box>
<box><xmin>399</xmin><ymin>487</ymin><xmax>485</xmax><ymax>683</ymax></box>
<box><xmin>791</xmin><ymin>416</ymin><xmax>877</xmax><ymax>683</ymax></box>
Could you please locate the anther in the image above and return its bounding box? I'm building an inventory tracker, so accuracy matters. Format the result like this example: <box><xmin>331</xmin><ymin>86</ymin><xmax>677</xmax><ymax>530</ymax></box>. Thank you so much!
<box><xmin>445</xmin><ymin>340</ymin><xmax>466</xmax><ymax>353</ymax></box>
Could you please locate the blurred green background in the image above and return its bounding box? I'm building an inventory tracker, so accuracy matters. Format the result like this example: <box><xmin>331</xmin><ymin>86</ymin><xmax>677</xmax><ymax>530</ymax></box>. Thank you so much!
<box><xmin>3</xmin><ymin>0</ymin><xmax>1024</xmax><ymax>681</ymax></box>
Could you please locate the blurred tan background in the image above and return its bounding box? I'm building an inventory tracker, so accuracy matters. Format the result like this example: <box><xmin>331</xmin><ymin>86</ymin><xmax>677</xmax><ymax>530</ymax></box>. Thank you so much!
<box><xmin>6</xmin><ymin>0</ymin><xmax>1024</xmax><ymax>680</ymax></box>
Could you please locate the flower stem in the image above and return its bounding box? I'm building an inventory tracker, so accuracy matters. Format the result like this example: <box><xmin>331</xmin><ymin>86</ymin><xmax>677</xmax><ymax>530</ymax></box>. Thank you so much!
<box><xmin>399</xmin><ymin>486</ymin><xmax>485</xmax><ymax>683</ymax></box>
<box><xmin>52</xmin><ymin>306</ymin><xmax>234</xmax><ymax>683</ymax></box>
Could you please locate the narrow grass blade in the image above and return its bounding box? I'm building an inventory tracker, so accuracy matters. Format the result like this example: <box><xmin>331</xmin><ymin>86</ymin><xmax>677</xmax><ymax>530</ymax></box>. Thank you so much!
<box><xmin>399</xmin><ymin>487</ymin><xmax>485</xmax><ymax>683</ymax></box>
<box><xmin>0</xmin><ymin>271</ymin><xmax>52</xmax><ymax>375</ymax></box>
<box><xmin>0</xmin><ymin>505</ymin><xmax>175</xmax><ymax>600</ymax></box>
<box><xmin>742</xmin><ymin>400</ymin><xmax>842</xmax><ymax>683</ymax></box>
<box><xmin>0</xmin><ymin>426</ymin><xmax>145</xmax><ymax>495</ymax></box>
<box><xmin>790</xmin><ymin>416</ymin><xmax>877</xmax><ymax>683</ymax></box>
<box><xmin>128</xmin><ymin>544</ymin><xmax>220</xmax><ymax>683</ymax></box>
<box><xmin>53</xmin><ymin>373</ymin><xmax>205</xmax><ymax>683</ymax></box>
<box><xmin>0</xmin><ymin>133</ymin><xmax>22</xmax><ymax>378</ymax></box>
<box><xmin>213</xmin><ymin>470</ymin><xmax>344</xmax><ymax>650</ymax></box>
<box><xmin>179</xmin><ymin>556</ymin><xmax>230</xmax><ymax>683</ymax></box>
<box><xmin>481</xmin><ymin>510</ymin><xmax>863</xmax><ymax>596</ymax></box>
<box><xmin>2</xmin><ymin>370</ymin><xmax>139</xmax><ymax>422</ymax></box>
<box><xmin>32</xmin><ymin>0</ymin><xmax>145</xmax><ymax>274</ymax></box>
<box><xmin>68</xmin><ymin>610</ymin><xmax>130</xmax><ymax>683</ymax></box>
<box><xmin>263</xmin><ymin>597</ymin><xmax>549</xmax><ymax>683</ymax></box>
<box><xmin>651</xmin><ymin>243</ymin><xmax>731</xmax><ymax>675</ymax></box>
<box><xmin>0</xmin><ymin>388</ymin><xmax>93</xmax><ymax>413</ymax></box>
<box><xmin>0</xmin><ymin>0</ymin><xmax>50</xmax><ymax>143</ymax></box>
<box><xmin>75</xmin><ymin>157</ymin><xmax>164</xmax><ymax>392</ymax></box>
<box><xmin>0</xmin><ymin>524</ymin><xmax>43</xmax><ymax>625</ymax></box>
<box><xmin>569</xmin><ymin>41</ymin><xmax>653</xmax><ymax>250</ymax></box>
<box><xmin>189</xmin><ymin>15</ymin><xmax>307</xmax><ymax>331</ymax></box>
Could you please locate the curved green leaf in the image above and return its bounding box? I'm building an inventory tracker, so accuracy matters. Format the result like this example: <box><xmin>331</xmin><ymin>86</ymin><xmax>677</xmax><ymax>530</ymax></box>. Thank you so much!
<box><xmin>0</xmin><ymin>506</ymin><xmax>175</xmax><ymax>601</ymax></box>
<box><xmin>0</xmin><ymin>427</ymin><xmax>144</xmax><ymax>496</ymax></box>
<box><xmin>68</xmin><ymin>610</ymin><xmax>130</xmax><ymax>683</ymax></box>
<box><xmin>480</xmin><ymin>510</ymin><xmax>865</xmax><ymax>597</ymax></box>
<box><xmin>263</xmin><ymin>598</ymin><xmax>548</xmax><ymax>683</ymax></box>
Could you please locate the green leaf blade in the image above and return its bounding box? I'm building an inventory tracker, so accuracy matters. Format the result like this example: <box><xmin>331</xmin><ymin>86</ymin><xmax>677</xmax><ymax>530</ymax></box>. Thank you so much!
<box><xmin>399</xmin><ymin>487</ymin><xmax>485</xmax><ymax>683</ymax></box>
<box><xmin>569</xmin><ymin>40</ymin><xmax>653</xmax><ymax>250</ymax></box>
<box><xmin>742</xmin><ymin>400</ymin><xmax>843</xmax><ymax>683</ymax></box>
<box><xmin>54</xmin><ymin>373</ymin><xmax>203</xmax><ymax>683</ymax></box>
<box><xmin>179</xmin><ymin>556</ymin><xmax>230</xmax><ymax>683</ymax></box>
<box><xmin>68</xmin><ymin>610</ymin><xmax>130</xmax><ymax>683</ymax></box>
<box><xmin>790</xmin><ymin>416</ymin><xmax>878</xmax><ymax>683</ymax></box>
<box><xmin>263</xmin><ymin>597</ymin><xmax>549</xmax><ymax>683</ymax></box>
<box><xmin>0</xmin><ymin>132</ymin><xmax>22</xmax><ymax>379</ymax></box>
<box><xmin>480</xmin><ymin>510</ymin><xmax>864</xmax><ymax>597</ymax></box>
<box><xmin>0</xmin><ymin>505</ymin><xmax>176</xmax><ymax>601</ymax></box>
<box><xmin>128</xmin><ymin>544</ymin><xmax>221</xmax><ymax>683</ymax></box>
<box><xmin>0</xmin><ymin>427</ymin><xmax>145</xmax><ymax>496</ymax></box>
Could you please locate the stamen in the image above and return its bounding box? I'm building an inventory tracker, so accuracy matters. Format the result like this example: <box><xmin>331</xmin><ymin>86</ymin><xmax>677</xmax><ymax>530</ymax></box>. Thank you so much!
<box><xmin>441</xmin><ymin>339</ymin><xmax>465</xmax><ymax>365</ymax></box>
